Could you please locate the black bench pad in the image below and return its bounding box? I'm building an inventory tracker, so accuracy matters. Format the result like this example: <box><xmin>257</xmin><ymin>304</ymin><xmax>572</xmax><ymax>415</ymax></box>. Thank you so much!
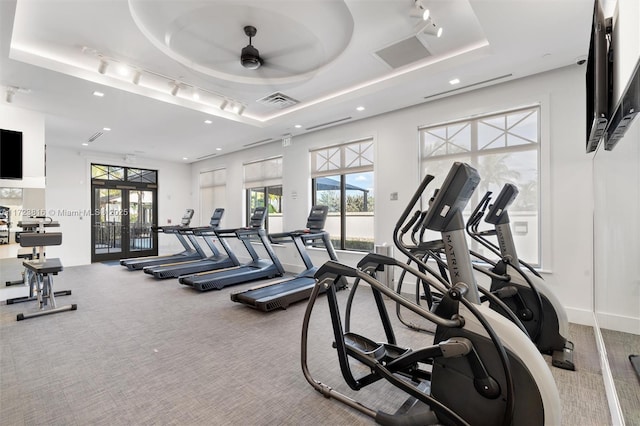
<box><xmin>23</xmin><ymin>258</ymin><xmax>63</xmax><ymax>274</ymax></box>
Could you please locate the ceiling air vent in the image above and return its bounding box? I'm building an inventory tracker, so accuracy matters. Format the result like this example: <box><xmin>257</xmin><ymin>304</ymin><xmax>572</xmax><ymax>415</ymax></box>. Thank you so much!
<box><xmin>257</xmin><ymin>92</ymin><xmax>299</xmax><ymax>109</ymax></box>
<box><xmin>423</xmin><ymin>74</ymin><xmax>513</xmax><ymax>100</ymax></box>
<box><xmin>87</xmin><ymin>131</ymin><xmax>103</xmax><ymax>142</ymax></box>
<box><xmin>306</xmin><ymin>116</ymin><xmax>352</xmax><ymax>131</ymax></box>
<box><xmin>374</xmin><ymin>36</ymin><xmax>432</xmax><ymax>69</ymax></box>
<box><xmin>243</xmin><ymin>138</ymin><xmax>274</xmax><ymax>148</ymax></box>
<box><xmin>197</xmin><ymin>153</ymin><xmax>218</xmax><ymax>160</ymax></box>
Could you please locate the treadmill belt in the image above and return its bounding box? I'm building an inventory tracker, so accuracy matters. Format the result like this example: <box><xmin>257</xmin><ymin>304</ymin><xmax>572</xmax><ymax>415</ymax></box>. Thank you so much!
<box><xmin>232</xmin><ymin>276</ymin><xmax>316</xmax><ymax>311</ymax></box>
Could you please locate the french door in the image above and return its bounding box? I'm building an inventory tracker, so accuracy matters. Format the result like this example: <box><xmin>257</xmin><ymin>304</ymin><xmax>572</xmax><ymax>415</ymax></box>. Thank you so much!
<box><xmin>91</xmin><ymin>164</ymin><xmax>158</xmax><ymax>262</ymax></box>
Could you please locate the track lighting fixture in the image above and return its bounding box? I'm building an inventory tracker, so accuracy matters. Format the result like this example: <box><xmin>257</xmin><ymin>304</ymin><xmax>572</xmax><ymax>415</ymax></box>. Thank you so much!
<box><xmin>83</xmin><ymin>46</ymin><xmax>247</xmax><ymax>116</ymax></box>
<box><xmin>410</xmin><ymin>0</ymin><xmax>429</xmax><ymax>20</ymax></box>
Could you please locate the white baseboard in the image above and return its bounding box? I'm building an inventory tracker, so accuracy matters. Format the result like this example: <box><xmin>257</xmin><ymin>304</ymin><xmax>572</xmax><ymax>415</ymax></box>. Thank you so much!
<box><xmin>565</xmin><ymin>307</ymin><xmax>597</xmax><ymax>327</ymax></box>
<box><xmin>596</xmin><ymin>311</ymin><xmax>640</xmax><ymax>335</ymax></box>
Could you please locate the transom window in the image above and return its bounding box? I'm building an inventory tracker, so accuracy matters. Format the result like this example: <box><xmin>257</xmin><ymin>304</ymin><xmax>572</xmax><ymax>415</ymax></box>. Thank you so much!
<box><xmin>91</xmin><ymin>164</ymin><xmax>157</xmax><ymax>184</ymax></box>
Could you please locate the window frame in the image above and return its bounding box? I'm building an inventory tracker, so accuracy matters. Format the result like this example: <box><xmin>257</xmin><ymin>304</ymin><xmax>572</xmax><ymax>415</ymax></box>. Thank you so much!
<box><xmin>310</xmin><ymin>138</ymin><xmax>374</xmax><ymax>252</ymax></box>
<box><xmin>243</xmin><ymin>156</ymin><xmax>283</xmax><ymax>232</ymax></box>
<box><xmin>419</xmin><ymin>105</ymin><xmax>542</xmax><ymax>266</ymax></box>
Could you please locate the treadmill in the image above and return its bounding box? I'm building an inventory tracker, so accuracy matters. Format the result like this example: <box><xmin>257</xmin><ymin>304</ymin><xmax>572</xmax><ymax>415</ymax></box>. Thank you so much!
<box><xmin>178</xmin><ymin>206</ymin><xmax>284</xmax><ymax>291</ymax></box>
<box><xmin>143</xmin><ymin>208</ymin><xmax>238</xmax><ymax>279</ymax></box>
<box><xmin>231</xmin><ymin>205</ymin><xmax>345</xmax><ymax>311</ymax></box>
<box><xmin>120</xmin><ymin>209</ymin><xmax>200</xmax><ymax>270</ymax></box>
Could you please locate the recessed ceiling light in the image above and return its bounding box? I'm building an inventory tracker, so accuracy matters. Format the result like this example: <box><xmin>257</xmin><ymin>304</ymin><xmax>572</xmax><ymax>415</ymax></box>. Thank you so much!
<box><xmin>93</xmin><ymin>91</ymin><xmax>104</xmax><ymax>97</ymax></box>
<box><xmin>182</xmin><ymin>157</ymin><xmax>188</xmax><ymax>160</ymax></box>
<box><xmin>103</xmin><ymin>127</ymin><xmax>111</xmax><ymax>131</ymax></box>
<box><xmin>449</xmin><ymin>78</ymin><xmax>460</xmax><ymax>85</ymax></box>
<box><xmin>294</xmin><ymin>124</ymin><xmax>302</xmax><ymax>129</ymax></box>
<box><xmin>204</xmin><ymin>120</ymin><xmax>212</xmax><ymax>124</ymax></box>
<box><xmin>216</xmin><ymin>148</ymin><xmax>222</xmax><ymax>151</ymax></box>
<box><xmin>81</xmin><ymin>143</ymin><xmax>89</xmax><ymax>146</ymax></box>
<box><xmin>356</xmin><ymin>106</ymin><xmax>365</xmax><ymax>111</ymax></box>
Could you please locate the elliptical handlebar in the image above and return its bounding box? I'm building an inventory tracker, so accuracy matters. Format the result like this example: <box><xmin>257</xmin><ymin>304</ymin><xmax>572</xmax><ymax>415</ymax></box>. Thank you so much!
<box><xmin>315</xmin><ymin>260</ymin><xmax>462</xmax><ymax>329</ymax></box>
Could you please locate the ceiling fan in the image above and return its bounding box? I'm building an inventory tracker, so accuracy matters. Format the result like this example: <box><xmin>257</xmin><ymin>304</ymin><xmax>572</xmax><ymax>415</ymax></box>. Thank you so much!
<box><xmin>241</xmin><ymin>25</ymin><xmax>263</xmax><ymax>70</ymax></box>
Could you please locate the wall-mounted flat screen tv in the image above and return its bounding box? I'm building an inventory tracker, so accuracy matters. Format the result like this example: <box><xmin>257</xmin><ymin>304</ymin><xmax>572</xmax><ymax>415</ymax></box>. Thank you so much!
<box><xmin>585</xmin><ymin>0</ymin><xmax>610</xmax><ymax>153</ymax></box>
<box><xmin>0</xmin><ymin>129</ymin><xmax>23</xmax><ymax>180</ymax></box>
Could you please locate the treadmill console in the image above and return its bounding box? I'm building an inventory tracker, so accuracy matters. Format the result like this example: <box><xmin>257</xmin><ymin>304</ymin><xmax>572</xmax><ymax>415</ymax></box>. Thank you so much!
<box><xmin>305</xmin><ymin>206</ymin><xmax>329</xmax><ymax>231</ymax></box>
<box><xmin>423</xmin><ymin>162</ymin><xmax>481</xmax><ymax>232</ymax></box>
<box><xmin>248</xmin><ymin>206</ymin><xmax>267</xmax><ymax>228</ymax></box>
<box><xmin>180</xmin><ymin>209</ymin><xmax>195</xmax><ymax>226</ymax></box>
<box><xmin>209</xmin><ymin>208</ymin><xmax>225</xmax><ymax>228</ymax></box>
<box><xmin>485</xmin><ymin>184</ymin><xmax>518</xmax><ymax>226</ymax></box>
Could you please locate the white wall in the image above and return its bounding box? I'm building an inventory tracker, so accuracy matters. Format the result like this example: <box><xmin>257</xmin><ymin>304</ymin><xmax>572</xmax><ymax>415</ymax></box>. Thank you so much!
<box><xmin>192</xmin><ymin>65</ymin><xmax>595</xmax><ymax>325</ymax></box>
<box><xmin>0</xmin><ymin>104</ymin><xmax>45</xmax><ymax>188</ymax></box>
<box><xmin>45</xmin><ymin>146</ymin><xmax>192</xmax><ymax>266</ymax></box>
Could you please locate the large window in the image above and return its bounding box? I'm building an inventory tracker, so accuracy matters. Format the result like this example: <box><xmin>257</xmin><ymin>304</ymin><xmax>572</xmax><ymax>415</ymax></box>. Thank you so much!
<box><xmin>243</xmin><ymin>157</ymin><xmax>283</xmax><ymax>233</ymax></box>
<box><xmin>199</xmin><ymin>168</ymin><xmax>226</xmax><ymax>226</ymax></box>
<box><xmin>420</xmin><ymin>106</ymin><xmax>540</xmax><ymax>264</ymax></box>
<box><xmin>311</xmin><ymin>139</ymin><xmax>374</xmax><ymax>251</ymax></box>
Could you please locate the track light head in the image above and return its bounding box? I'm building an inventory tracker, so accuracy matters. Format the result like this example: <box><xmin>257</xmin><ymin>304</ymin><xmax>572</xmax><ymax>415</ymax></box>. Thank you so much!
<box><xmin>132</xmin><ymin>70</ymin><xmax>142</xmax><ymax>85</ymax></box>
<box><xmin>5</xmin><ymin>87</ymin><xmax>15</xmax><ymax>103</ymax></box>
<box><xmin>220</xmin><ymin>99</ymin><xmax>228</xmax><ymax>110</ymax></box>
<box><xmin>421</xmin><ymin>17</ymin><xmax>443</xmax><ymax>37</ymax></box>
<box><xmin>170</xmin><ymin>82</ymin><xmax>180</xmax><ymax>96</ymax></box>
<box><xmin>98</xmin><ymin>58</ymin><xmax>108</xmax><ymax>74</ymax></box>
<box><xmin>410</xmin><ymin>0</ymin><xmax>429</xmax><ymax>20</ymax></box>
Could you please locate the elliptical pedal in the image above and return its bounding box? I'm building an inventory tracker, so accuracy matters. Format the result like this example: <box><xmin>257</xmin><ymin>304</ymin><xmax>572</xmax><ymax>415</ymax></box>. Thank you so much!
<box><xmin>552</xmin><ymin>340</ymin><xmax>576</xmax><ymax>371</ymax></box>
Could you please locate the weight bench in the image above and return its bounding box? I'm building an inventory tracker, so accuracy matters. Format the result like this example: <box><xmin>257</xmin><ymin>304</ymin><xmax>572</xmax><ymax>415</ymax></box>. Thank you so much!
<box><xmin>6</xmin><ymin>232</ymin><xmax>76</xmax><ymax>321</ymax></box>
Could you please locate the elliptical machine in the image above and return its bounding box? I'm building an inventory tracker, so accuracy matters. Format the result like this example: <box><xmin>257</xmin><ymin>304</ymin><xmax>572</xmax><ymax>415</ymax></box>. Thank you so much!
<box><xmin>301</xmin><ymin>162</ymin><xmax>561</xmax><ymax>425</ymax></box>
<box><xmin>466</xmin><ymin>184</ymin><xmax>575</xmax><ymax>370</ymax></box>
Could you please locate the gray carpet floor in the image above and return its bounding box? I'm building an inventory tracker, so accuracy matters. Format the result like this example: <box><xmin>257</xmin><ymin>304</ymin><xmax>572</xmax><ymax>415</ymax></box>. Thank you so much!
<box><xmin>0</xmin><ymin>261</ymin><xmax>617</xmax><ymax>425</ymax></box>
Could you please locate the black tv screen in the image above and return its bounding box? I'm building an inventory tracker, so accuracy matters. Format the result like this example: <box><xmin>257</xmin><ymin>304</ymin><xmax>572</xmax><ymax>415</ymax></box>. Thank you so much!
<box><xmin>585</xmin><ymin>0</ymin><xmax>610</xmax><ymax>153</ymax></box>
<box><xmin>0</xmin><ymin>129</ymin><xmax>23</xmax><ymax>179</ymax></box>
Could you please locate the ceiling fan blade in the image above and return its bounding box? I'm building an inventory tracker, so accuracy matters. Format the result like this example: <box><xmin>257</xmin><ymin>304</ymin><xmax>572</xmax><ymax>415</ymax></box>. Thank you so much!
<box><xmin>262</xmin><ymin>42</ymin><xmax>316</xmax><ymax>60</ymax></box>
<box><xmin>260</xmin><ymin>60</ymin><xmax>298</xmax><ymax>75</ymax></box>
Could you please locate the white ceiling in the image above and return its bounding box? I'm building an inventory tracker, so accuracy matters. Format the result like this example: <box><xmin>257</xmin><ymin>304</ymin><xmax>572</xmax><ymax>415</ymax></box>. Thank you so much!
<box><xmin>1</xmin><ymin>0</ymin><xmax>594</xmax><ymax>163</ymax></box>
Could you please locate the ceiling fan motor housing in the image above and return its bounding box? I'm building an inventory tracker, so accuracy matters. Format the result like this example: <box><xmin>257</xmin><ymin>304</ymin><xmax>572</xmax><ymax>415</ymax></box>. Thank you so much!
<box><xmin>241</xmin><ymin>44</ymin><xmax>262</xmax><ymax>69</ymax></box>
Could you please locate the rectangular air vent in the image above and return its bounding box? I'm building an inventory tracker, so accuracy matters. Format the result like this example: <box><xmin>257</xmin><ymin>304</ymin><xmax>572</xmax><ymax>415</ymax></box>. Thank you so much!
<box><xmin>374</xmin><ymin>36</ymin><xmax>432</xmax><ymax>69</ymax></box>
<box><xmin>243</xmin><ymin>138</ymin><xmax>274</xmax><ymax>148</ymax></box>
<box><xmin>257</xmin><ymin>92</ymin><xmax>299</xmax><ymax>109</ymax></box>
<box><xmin>423</xmin><ymin>74</ymin><xmax>513</xmax><ymax>100</ymax></box>
<box><xmin>87</xmin><ymin>131</ymin><xmax>103</xmax><ymax>142</ymax></box>
<box><xmin>197</xmin><ymin>153</ymin><xmax>218</xmax><ymax>160</ymax></box>
<box><xmin>306</xmin><ymin>117</ymin><xmax>352</xmax><ymax>131</ymax></box>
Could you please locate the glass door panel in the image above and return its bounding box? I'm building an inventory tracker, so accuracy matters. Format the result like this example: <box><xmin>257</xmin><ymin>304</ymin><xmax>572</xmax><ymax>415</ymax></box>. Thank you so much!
<box><xmin>129</xmin><ymin>190</ymin><xmax>154</xmax><ymax>253</ymax></box>
<box><xmin>91</xmin><ymin>187</ymin><xmax>157</xmax><ymax>262</ymax></box>
<box><xmin>93</xmin><ymin>188</ymin><xmax>123</xmax><ymax>259</ymax></box>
